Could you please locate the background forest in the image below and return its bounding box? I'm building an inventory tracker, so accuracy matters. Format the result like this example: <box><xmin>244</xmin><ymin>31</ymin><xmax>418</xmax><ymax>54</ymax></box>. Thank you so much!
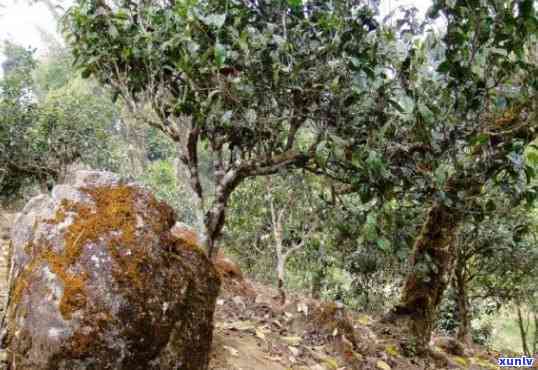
<box><xmin>1</xmin><ymin>0</ymin><xmax>537</xmax><ymax>360</ymax></box>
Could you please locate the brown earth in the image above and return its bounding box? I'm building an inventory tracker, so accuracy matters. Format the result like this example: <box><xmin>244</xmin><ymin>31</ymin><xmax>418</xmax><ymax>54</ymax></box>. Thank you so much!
<box><xmin>208</xmin><ymin>280</ymin><xmax>511</xmax><ymax>370</ymax></box>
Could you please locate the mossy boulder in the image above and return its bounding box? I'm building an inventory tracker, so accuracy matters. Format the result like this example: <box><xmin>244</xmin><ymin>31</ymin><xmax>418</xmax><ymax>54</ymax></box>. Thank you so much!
<box><xmin>3</xmin><ymin>170</ymin><xmax>220</xmax><ymax>370</ymax></box>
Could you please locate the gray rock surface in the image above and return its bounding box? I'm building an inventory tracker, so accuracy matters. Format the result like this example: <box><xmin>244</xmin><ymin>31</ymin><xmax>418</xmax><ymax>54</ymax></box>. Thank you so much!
<box><xmin>3</xmin><ymin>171</ymin><xmax>220</xmax><ymax>370</ymax></box>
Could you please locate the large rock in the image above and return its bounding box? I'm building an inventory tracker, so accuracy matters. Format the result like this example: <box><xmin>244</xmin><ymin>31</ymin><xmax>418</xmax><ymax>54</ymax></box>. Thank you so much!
<box><xmin>170</xmin><ymin>223</ymin><xmax>255</xmax><ymax>298</ymax></box>
<box><xmin>3</xmin><ymin>171</ymin><xmax>220</xmax><ymax>369</ymax></box>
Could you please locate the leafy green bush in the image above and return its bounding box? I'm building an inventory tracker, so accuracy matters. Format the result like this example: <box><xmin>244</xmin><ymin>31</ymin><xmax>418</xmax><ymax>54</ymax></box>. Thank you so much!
<box><xmin>139</xmin><ymin>160</ymin><xmax>197</xmax><ymax>224</ymax></box>
<box><xmin>471</xmin><ymin>321</ymin><xmax>493</xmax><ymax>345</ymax></box>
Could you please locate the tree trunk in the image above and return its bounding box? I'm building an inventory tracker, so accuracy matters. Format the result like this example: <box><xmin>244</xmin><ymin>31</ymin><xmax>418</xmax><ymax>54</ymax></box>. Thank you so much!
<box><xmin>270</xmin><ymin>193</ymin><xmax>287</xmax><ymax>305</ymax></box>
<box><xmin>204</xmin><ymin>203</ymin><xmax>226</xmax><ymax>261</ymax></box>
<box><xmin>173</xmin><ymin>146</ymin><xmax>206</xmax><ymax>235</ymax></box>
<box><xmin>311</xmin><ymin>269</ymin><xmax>324</xmax><ymax>299</ymax></box>
<box><xmin>311</xmin><ymin>244</ymin><xmax>327</xmax><ymax>299</ymax></box>
<box><xmin>276</xmin><ymin>246</ymin><xmax>286</xmax><ymax>305</ymax></box>
<box><xmin>277</xmin><ymin>276</ymin><xmax>286</xmax><ymax>305</ymax></box>
<box><xmin>517</xmin><ymin>303</ymin><xmax>530</xmax><ymax>356</ymax></box>
<box><xmin>454</xmin><ymin>259</ymin><xmax>471</xmax><ymax>344</ymax></box>
<box><xmin>120</xmin><ymin>116</ymin><xmax>147</xmax><ymax>178</ymax></box>
<box><xmin>388</xmin><ymin>201</ymin><xmax>461</xmax><ymax>352</ymax></box>
<box><xmin>532</xmin><ymin>311</ymin><xmax>538</xmax><ymax>354</ymax></box>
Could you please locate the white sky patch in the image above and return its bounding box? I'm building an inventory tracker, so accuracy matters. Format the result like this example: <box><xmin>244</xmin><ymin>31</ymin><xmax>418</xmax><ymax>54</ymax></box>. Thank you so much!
<box><xmin>379</xmin><ymin>0</ymin><xmax>433</xmax><ymax>18</ymax></box>
<box><xmin>0</xmin><ymin>1</ymin><xmax>59</xmax><ymax>54</ymax></box>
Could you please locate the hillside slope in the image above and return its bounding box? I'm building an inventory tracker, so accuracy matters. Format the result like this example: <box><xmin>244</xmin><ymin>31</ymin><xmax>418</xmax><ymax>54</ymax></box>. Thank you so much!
<box><xmin>209</xmin><ymin>280</ymin><xmax>511</xmax><ymax>370</ymax></box>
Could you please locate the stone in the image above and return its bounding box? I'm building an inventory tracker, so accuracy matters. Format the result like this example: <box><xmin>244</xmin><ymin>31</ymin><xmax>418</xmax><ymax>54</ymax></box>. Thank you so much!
<box><xmin>3</xmin><ymin>170</ymin><xmax>220</xmax><ymax>370</ymax></box>
<box><xmin>171</xmin><ymin>222</ymin><xmax>255</xmax><ymax>298</ymax></box>
<box><xmin>431</xmin><ymin>336</ymin><xmax>466</xmax><ymax>356</ymax></box>
<box><xmin>214</xmin><ymin>249</ymin><xmax>244</xmax><ymax>280</ymax></box>
<box><xmin>170</xmin><ymin>222</ymin><xmax>201</xmax><ymax>248</ymax></box>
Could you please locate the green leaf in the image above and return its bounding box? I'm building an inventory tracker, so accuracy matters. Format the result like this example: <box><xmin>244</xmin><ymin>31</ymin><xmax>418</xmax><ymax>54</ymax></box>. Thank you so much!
<box><xmin>109</xmin><ymin>24</ymin><xmax>119</xmax><ymax>38</ymax></box>
<box><xmin>437</xmin><ymin>61</ymin><xmax>450</xmax><ymax>73</ymax></box>
<box><xmin>376</xmin><ymin>237</ymin><xmax>390</xmax><ymax>252</ymax></box>
<box><xmin>417</xmin><ymin>102</ymin><xmax>433</xmax><ymax>124</ymax></box>
<box><xmin>473</xmin><ymin>133</ymin><xmax>489</xmax><ymax>146</ymax></box>
<box><xmin>526</xmin><ymin>151</ymin><xmax>538</xmax><ymax>166</ymax></box>
<box><xmin>388</xmin><ymin>99</ymin><xmax>404</xmax><ymax>113</ymax></box>
<box><xmin>288</xmin><ymin>0</ymin><xmax>302</xmax><ymax>8</ymax></box>
<box><xmin>81</xmin><ymin>68</ymin><xmax>92</xmax><ymax>78</ymax></box>
<box><xmin>214</xmin><ymin>43</ymin><xmax>226</xmax><ymax>66</ymax></box>
<box><xmin>485</xmin><ymin>199</ymin><xmax>496</xmax><ymax>212</ymax></box>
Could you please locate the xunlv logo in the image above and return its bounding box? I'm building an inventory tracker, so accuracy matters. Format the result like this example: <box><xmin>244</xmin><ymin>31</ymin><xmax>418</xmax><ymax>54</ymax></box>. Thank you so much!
<box><xmin>498</xmin><ymin>356</ymin><xmax>534</xmax><ymax>367</ymax></box>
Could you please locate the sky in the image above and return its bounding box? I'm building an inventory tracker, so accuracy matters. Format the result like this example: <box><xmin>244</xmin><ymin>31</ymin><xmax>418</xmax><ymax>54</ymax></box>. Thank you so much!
<box><xmin>0</xmin><ymin>0</ymin><xmax>433</xmax><ymax>64</ymax></box>
<box><xmin>0</xmin><ymin>0</ymin><xmax>60</xmax><ymax>52</ymax></box>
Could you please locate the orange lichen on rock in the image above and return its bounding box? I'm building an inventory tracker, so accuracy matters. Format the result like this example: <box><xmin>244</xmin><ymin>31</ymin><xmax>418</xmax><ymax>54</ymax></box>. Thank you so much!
<box><xmin>214</xmin><ymin>249</ymin><xmax>243</xmax><ymax>280</ymax></box>
<box><xmin>5</xmin><ymin>172</ymin><xmax>221</xmax><ymax>369</ymax></box>
<box><xmin>36</xmin><ymin>185</ymin><xmax>168</xmax><ymax>319</ymax></box>
<box><xmin>11</xmin><ymin>252</ymin><xmax>40</xmax><ymax>307</ymax></box>
<box><xmin>42</xmin><ymin>248</ymin><xmax>88</xmax><ymax>320</ymax></box>
<box><xmin>10</xmin><ymin>241</ymin><xmax>88</xmax><ymax>320</ymax></box>
<box><xmin>170</xmin><ymin>223</ymin><xmax>202</xmax><ymax>249</ymax></box>
<box><xmin>60</xmin><ymin>186</ymin><xmax>139</xmax><ymax>265</ymax></box>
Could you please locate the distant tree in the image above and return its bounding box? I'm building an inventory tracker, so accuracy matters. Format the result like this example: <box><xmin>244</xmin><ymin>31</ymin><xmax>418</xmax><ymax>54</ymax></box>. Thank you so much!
<box><xmin>265</xmin><ymin>175</ymin><xmax>319</xmax><ymax>304</ymax></box>
<box><xmin>0</xmin><ymin>41</ymin><xmax>51</xmax><ymax>195</ymax></box>
<box><xmin>446</xmin><ymin>197</ymin><xmax>538</xmax><ymax>344</ymax></box>
<box><xmin>0</xmin><ymin>40</ymin><xmax>118</xmax><ymax>199</ymax></box>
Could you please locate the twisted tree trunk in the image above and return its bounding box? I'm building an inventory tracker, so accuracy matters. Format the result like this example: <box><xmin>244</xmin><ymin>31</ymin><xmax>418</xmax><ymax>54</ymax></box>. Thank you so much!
<box><xmin>389</xmin><ymin>201</ymin><xmax>461</xmax><ymax>351</ymax></box>
<box><xmin>385</xmin><ymin>172</ymin><xmax>483</xmax><ymax>352</ymax></box>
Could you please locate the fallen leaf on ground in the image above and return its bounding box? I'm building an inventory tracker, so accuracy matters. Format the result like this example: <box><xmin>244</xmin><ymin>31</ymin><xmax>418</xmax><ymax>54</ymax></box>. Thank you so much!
<box><xmin>223</xmin><ymin>345</ymin><xmax>239</xmax><ymax>357</ymax></box>
<box><xmin>376</xmin><ymin>360</ymin><xmax>391</xmax><ymax>370</ymax></box>
<box><xmin>281</xmin><ymin>336</ymin><xmax>302</xmax><ymax>346</ymax></box>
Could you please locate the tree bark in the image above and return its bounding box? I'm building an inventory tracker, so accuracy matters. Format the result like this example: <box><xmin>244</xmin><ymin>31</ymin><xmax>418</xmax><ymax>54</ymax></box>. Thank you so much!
<box><xmin>386</xmin><ymin>172</ymin><xmax>483</xmax><ymax>352</ymax></box>
<box><xmin>204</xmin><ymin>168</ymin><xmax>244</xmax><ymax>259</ymax></box>
<box><xmin>517</xmin><ymin>302</ymin><xmax>530</xmax><ymax>356</ymax></box>
<box><xmin>311</xmin><ymin>244</ymin><xmax>327</xmax><ymax>299</ymax></box>
<box><xmin>454</xmin><ymin>258</ymin><xmax>471</xmax><ymax>344</ymax></box>
<box><xmin>532</xmin><ymin>311</ymin><xmax>538</xmax><ymax>353</ymax></box>
<box><xmin>277</xmin><ymin>275</ymin><xmax>286</xmax><ymax>305</ymax></box>
<box><xmin>388</xmin><ymin>201</ymin><xmax>461</xmax><ymax>351</ymax></box>
<box><xmin>270</xmin><ymin>191</ymin><xmax>287</xmax><ymax>305</ymax></box>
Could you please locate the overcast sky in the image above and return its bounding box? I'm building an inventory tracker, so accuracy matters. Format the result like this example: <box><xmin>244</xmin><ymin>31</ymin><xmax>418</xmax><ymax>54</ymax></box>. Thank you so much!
<box><xmin>0</xmin><ymin>0</ymin><xmax>59</xmax><ymax>51</ymax></box>
<box><xmin>0</xmin><ymin>0</ymin><xmax>433</xmax><ymax>64</ymax></box>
